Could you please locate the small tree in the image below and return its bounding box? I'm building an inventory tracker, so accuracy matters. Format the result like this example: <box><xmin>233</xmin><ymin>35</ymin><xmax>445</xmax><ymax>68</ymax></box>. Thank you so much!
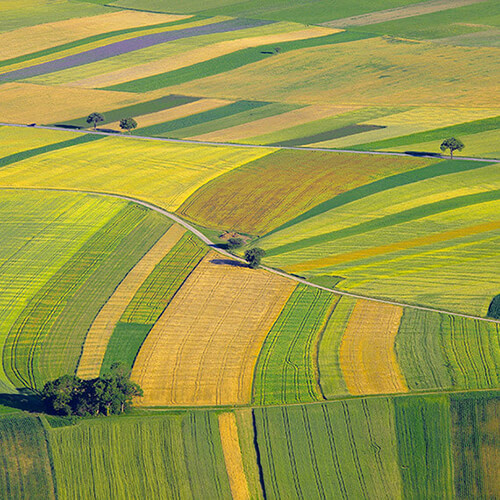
<box><xmin>440</xmin><ymin>137</ymin><xmax>464</xmax><ymax>159</ymax></box>
<box><xmin>86</xmin><ymin>112</ymin><xmax>104</xmax><ymax>130</ymax></box>
<box><xmin>487</xmin><ymin>294</ymin><xmax>500</xmax><ymax>319</ymax></box>
<box><xmin>227</xmin><ymin>237</ymin><xmax>244</xmax><ymax>251</ymax></box>
<box><xmin>244</xmin><ymin>248</ymin><xmax>265</xmax><ymax>269</ymax></box>
<box><xmin>119</xmin><ymin>117</ymin><xmax>137</xmax><ymax>134</ymax></box>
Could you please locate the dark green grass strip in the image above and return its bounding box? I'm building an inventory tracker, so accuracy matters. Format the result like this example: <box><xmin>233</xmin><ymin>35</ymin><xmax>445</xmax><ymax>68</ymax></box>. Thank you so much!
<box><xmin>0</xmin><ymin>134</ymin><xmax>102</xmax><ymax>168</ymax></box>
<box><xmin>394</xmin><ymin>394</ymin><xmax>454</xmax><ymax>499</ymax></box>
<box><xmin>267</xmin><ymin>188</ymin><xmax>500</xmax><ymax>257</ymax></box>
<box><xmin>100</xmin><ymin>323</ymin><xmax>152</xmax><ymax>375</ymax></box>
<box><xmin>0</xmin><ymin>16</ymin><xmax>201</xmax><ymax>69</ymax></box>
<box><xmin>450</xmin><ymin>392</ymin><xmax>499</xmax><ymax>500</ymax></box>
<box><xmin>269</xmin><ymin>124</ymin><xmax>385</xmax><ymax>147</ymax></box>
<box><xmin>53</xmin><ymin>95</ymin><xmax>200</xmax><ymax>128</ymax></box>
<box><xmin>0</xmin><ymin>415</ymin><xmax>56</xmax><ymax>500</ymax></box>
<box><xmin>106</xmin><ymin>30</ymin><xmax>375</xmax><ymax>92</ymax></box>
<box><xmin>137</xmin><ymin>100</ymin><xmax>269</xmax><ymax>136</ymax></box>
<box><xmin>352</xmin><ymin>116</ymin><xmax>500</xmax><ymax>151</ymax></box>
<box><xmin>266</xmin><ymin>159</ymin><xmax>492</xmax><ymax>237</ymax></box>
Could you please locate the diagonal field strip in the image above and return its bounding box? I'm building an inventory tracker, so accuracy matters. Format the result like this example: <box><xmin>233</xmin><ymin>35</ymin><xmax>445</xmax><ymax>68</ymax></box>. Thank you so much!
<box><xmin>287</xmin><ymin>219</ymin><xmax>500</xmax><ymax>272</ymax></box>
<box><xmin>322</xmin><ymin>0</ymin><xmax>487</xmax><ymax>27</ymax></box>
<box><xmin>77</xmin><ymin>224</ymin><xmax>186</xmax><ymax>379</ymax></box>
<box><xmin>131</xmin><ymin>252</ymin><xmax>296</xmax><ymax>406</ymax></box>
<box><xmin>0</xmin><ymin>18</ymin><xmax>273</xmax><ymax>82</ymax></box>
<box><xmin>339</xmin><ymin>300</ymin><xmax>407</xmax><ymax>395</ymax></box>
<box><xmin>218</xmin><ymin>413</ymin><xmax>251</xmax><ymax>500</ymax></box>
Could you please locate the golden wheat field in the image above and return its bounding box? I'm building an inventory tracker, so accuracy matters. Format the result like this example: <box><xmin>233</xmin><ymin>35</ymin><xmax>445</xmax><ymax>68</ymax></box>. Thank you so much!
<box><xmin>131</xmin><ymin>252</ymin><xmax>296</xmax><ymax>406</ymax></box>
<box><xmin>339</xmin><ymin>300</ymin><xmax>407</xmax><ymax>395</ymax></box>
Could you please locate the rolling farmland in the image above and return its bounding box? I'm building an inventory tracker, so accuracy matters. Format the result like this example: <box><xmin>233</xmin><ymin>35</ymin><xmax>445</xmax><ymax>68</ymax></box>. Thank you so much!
<box><xmin>0</xmin><ymin>0</ymin><xmax>499</xmax><ymax>498</ymax></box>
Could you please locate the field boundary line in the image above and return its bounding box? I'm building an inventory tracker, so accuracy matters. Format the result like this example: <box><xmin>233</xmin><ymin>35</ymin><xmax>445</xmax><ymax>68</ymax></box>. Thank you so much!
<box><xmin>0</xmin><ymin>122</ymin><xmax>497</xmax><ymax>162</ymax></box>
<box><xmin>1</xmin><ymin>185</ymin><xmax>499</xmax><ymax>324</ymax></box>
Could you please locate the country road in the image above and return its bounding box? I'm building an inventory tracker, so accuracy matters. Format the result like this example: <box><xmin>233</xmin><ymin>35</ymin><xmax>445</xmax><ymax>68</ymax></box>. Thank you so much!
<box><xmin>3</xmin><ymin>185</ymin><xmax>499</xmax><ymax>325</ymax></box>
<box><xmin>1</xmin><ymin>121</ymin><xmax>498</xmax><ymax>162</ymax></box>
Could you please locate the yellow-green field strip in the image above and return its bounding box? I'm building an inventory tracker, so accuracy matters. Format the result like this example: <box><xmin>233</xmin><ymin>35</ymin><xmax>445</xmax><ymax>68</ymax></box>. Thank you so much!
<box><xmin>5</xmin><ymin>185</ymin><xmax>499</xmax><ymax>327</ymax></box>
<box><xmin>0</xmin><ymin>123</ymin><xmax>496</xmax><ymax>162</ymax></box>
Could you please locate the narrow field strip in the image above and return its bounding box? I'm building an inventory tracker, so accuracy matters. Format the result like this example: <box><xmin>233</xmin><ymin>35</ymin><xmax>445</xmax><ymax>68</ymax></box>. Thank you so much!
<box><xmin>340</xmin><ymin>300</ymin><xmax>407</xmax><ymax>395</ymax></box>
<box><xmin>289</xmin><ymin>219</ymin><xmax>500</xmax><ymax>272</ymax></box>
<box><xmin>74</xmin><ymin>26</ymin><xmax>336</xmax><ymax>89</ymax></box>
<box><xmin>104</xmin><ymin>98</ymin><xmax>232</xmax><ymax>131</ymax></box>
<box><xmin>77</xmin><ymin>224</ymin><xmax>185</xmax><ymax>379</ymax></box>
<box><xmin>252</xmin><ymin>285</ymin><xmax>337</xmax><ymax>405</ymax></box>
<box><xmin>131</xmin><ymin>252</ymin><xmax>296</xmax><ymax>406</ymax></box>
<box><xmin>0</xmin><ymin>10</ymin><xmax>188</xmax><ymax>60</ymax></box>
<box><xmin>218</xmin><ymin>412</ymin><xmax>251</xmax><ymax>500</ymax></box>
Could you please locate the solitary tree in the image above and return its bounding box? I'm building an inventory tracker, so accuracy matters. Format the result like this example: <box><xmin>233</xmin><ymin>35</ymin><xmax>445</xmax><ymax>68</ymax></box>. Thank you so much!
<box><xmin>244</xmin><ymin>248</ymin><xmax>265</xmax><ymax>269</ymax></box>
<box><xmin>487</xmin><ymin>294</ymin><xmax>500</xmax><ymax>319</ymax></box>
<box><xmin>119</xmin><ymin>117</ymin><xmax>137</xmax><ymax>134</ymax></box>
<box><xmin>86</xmin><ymin>112</ymin><xmax>104</xmax><ymax>130</ymax></box>
<box><xmin>440</xmin><ymin>137</ymin><xmax>464</xmax><ymax>159</ymax></box>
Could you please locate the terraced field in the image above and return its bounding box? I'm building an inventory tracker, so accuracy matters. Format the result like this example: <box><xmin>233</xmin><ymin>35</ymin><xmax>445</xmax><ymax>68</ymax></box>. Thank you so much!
<box><xmin>1</xmin><ymin>0</ymin><xmax>498</xmax><ymax>498</ymax></box>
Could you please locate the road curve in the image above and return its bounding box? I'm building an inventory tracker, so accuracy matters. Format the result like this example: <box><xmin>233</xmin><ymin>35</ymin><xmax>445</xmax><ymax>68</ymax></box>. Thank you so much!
<box><xmin>2</xmin><ymin>185</ymin><xmax>498</xmax><ymax>324</ymax></box>
<box><xmin>0</xmin><ymin>122</ymin><xmax>497</xmax><ymax>163</ymax></box>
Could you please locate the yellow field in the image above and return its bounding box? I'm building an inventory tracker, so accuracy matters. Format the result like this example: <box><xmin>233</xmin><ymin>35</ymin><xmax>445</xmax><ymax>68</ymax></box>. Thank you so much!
<box><xmin>131</xmin><ymin>252</ymin><xmax>296</xmax><ymax>406</ymax></box>
<box><xmin>74</xmin><ymin>26</ymin><xmax>337</xmax><ymax>89</ymax></box>
<box><xmin>168</xmin><ymin>37</ymin><xmax>499</xmax><ymax>108</ymax></box>
<box><xmin>189</xmin><ymin>104</ymin><xmax>359</xmax><ymax>142</ymax></box>
<box><xmin>77</xmin><ymin>224</ymin><xmax>186</xmax><ymax>379</ymax></box>
<box><xmin>218</xmin><ymin>413</ymin><xmax>251</xmax><ymax>500</ymax></box>
<box><xmin>0</xmin><ymin>126</ymin><xmax>80</xmax><ymax>156</ymax></box>
<box><xmin>104</xmin><ymin>98</ymin><xmax>232</xmax><ymax>131</ymax></box>
<box><xmin>0</xmin><ymin>10</ymin><xmax>188</xmax><ymax>60</ymax></box>
<box><xmin>288</xmin><ymin>220</ymin><xmax>500</xmax><ymax>273</ymax></box>
<box><xmin>339</xmin><ymin>300</ymin><xmax>407</xmax><ymax>395</ymax></box>
<box><xmin>0</xmin><ymin>135</ymin><xmax>274</xmax><ymax>210</ymax></box>
<box><xmin>0</xmin><ymin>82</ymin><xmax>152</xmax><ymax>124</ymax></box>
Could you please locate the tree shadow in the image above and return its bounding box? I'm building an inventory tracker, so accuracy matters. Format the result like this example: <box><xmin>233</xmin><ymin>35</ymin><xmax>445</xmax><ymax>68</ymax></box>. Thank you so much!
<box><xmin>0</xmin><ymin>389</ymin><xmax>44</xmax><ymax>413</ymax></box>
<box><xmin>210</xmin><ymin>259</ymin><xmax>249</xmax><ymax>268</ymax></box>
<box><xmin>404</xmin><ymin>151</ymin><xmax>442</xmax><ymax>158</ymax></box>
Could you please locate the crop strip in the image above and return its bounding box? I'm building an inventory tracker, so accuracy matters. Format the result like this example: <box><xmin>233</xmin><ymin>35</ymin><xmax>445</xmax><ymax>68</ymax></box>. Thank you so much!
<box><xmin>340</xmin><ymin>300</ymin><xmax>407</xmax><ymax>395</ymax></box>
<box><xmin>289</xmin><ymin>219</ymin><xmax>500</xmax><ymax>272</ymax></box>
<box><xmin>77</xmin><ymin>223</ymin><xmax>184</xmax><ymax>379</ymax></box>
<box><xmin>218</xmin><ymin>412</ymin><xmax>251</xmax><ymax>500</ymax></box>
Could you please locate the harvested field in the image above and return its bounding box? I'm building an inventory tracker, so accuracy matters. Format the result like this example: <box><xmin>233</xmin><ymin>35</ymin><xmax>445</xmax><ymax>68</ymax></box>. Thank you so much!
<box><xmin>0</xmin><ymin>82</ymin><xmax>152</xmax><ymax>124</ymax></box>
<box><xmin>218</xmin><ymin>412</ymin><xmax>251</xmax><ymax>500</ymax></box>
<box><xmin>0</xmin><ymin>136</ymin><xmax>274</xmax><ymax>211</ymax></box>
<box><xmin>178</xmin><ymin>150</ymin><xmax>432</xmax><ymax>234</ymax></box>
<box><xmin>254</xmin><ymin>398</ymin><xmax>402</xmax><ymax>499</ymax></box>
<box><xmin>189</xmin><ymin>104</ymin><xmax>355</xmax><ymax>142</ymax></box>
<box><xmin>0</xmin><ymin>11</ymin><xmax>188</xmax><ymax>60</ymax></box>
<box><xmin>76</xmin><ymin>224</ymin><xmax>184</xmax><ymax>380</ymax></box>
<box><xmin>0</xmin><ymin>415</ymin><xmax>55</xmax><ymax>500</ymax></box>
<box><xmin>252</xmin><ymin>285</ymin><xmax>337</xmax><ymax>405</ymax></box>
<box><xmin>104</xmin><ymin>98</ymin><xmax>232</xmax><ymax>131</ymax></box>
<box><xmin>131</xmin><ymin>252</ymin><xmax>296</xmax><ymax>406</ymax></box>
<box><xmin>323</xmin><ymin>0</ymin><xmax>485</xmax><ymax>27</ymax></box>
<box><xmin>168</xmin><ymin>36</ymin><xmax>499</xmax><ymax>107</ymax></box>
<box><xmin>74</xmin><ymin>25</ymin><xmax>336</xmax><ymax>89</ymax></box>
<box><xmin>339</xmin><ymin>300</ymin><xmax>407</xmax><ymax>395</ymax></box>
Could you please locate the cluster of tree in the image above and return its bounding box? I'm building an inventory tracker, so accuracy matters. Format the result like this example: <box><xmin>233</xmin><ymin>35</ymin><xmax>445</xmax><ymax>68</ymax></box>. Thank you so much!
<box><xmin>86</xmin><ymin>112</ymin><xmax>137</xmax><ymax>133</ymax></box>
<box><xmin>244</xmin><ymin>247</ymin><xmax>266</xmax><ymax>268</ymax></box>
<box><xmin>487</xmin><ymin>294</ymin><xmax>500</xmax><ymax>319</ymax></box>
<box><xmin>41</xmin><ymin>363</ymin><xmax>142</xmax><ymax>417</ymax></box>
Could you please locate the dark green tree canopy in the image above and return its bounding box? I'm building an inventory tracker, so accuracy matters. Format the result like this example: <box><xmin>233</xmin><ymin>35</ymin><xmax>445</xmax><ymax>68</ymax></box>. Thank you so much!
<box><xmin>227</xmin><ymin>237</ymin><xmax>244</xmax><ymax>250</ymax></box>
<box><xmin>119</xmin><ymin>117</ymin><xmax>137</xmax><ymax>133</ymax></box>
<box><xmin>244</xmin><ymin>247</ymin><xmax>266</xmax><ymax>268</ymax></box>
<box><xmin>86</xmin><ymin>112</ymin><xmax>104</xmax><ymax>130</ymax></box>
<box><xmin>41</xmin><ymin>363</ymin><xmax>142</xmax><ymax>416</ymax></box>
<box><xmin>440</xmin><ymin>137</ymin><xmax>464</xmax><ymax>159</ymax></box>
<box><xmin>487</xmin><ymin>294</ymin><xmax>500</xmax><ymax>319</ymax></box>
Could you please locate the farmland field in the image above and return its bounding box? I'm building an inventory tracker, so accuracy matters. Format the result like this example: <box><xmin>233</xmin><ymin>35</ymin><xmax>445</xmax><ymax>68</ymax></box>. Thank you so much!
<box><xmin>0</xmin><ymin>0</ymin><xmax>499</xmax><ymax>498</ymax></box>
